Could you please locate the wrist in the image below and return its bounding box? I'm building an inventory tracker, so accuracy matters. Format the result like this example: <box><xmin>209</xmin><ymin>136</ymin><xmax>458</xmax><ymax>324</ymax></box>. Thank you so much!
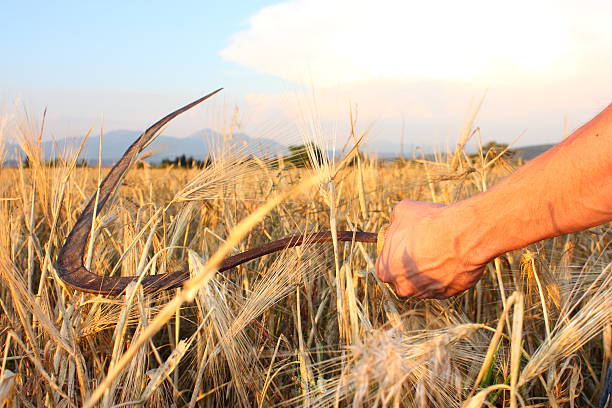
<box><xmin>435</xmin><ymin>197</ymin><xmax>503</xmax><ymax>267</ymax></box>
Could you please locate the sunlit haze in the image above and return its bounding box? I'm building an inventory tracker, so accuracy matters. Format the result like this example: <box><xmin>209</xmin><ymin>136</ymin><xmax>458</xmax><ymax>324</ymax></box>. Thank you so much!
<box><xmin>1</xmin><ymin>0</ymin><xmax>610</xmax><ymax>152</ymax></box>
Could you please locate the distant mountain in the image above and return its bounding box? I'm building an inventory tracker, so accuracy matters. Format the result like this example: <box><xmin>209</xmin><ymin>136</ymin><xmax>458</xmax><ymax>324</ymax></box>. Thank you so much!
<box><xmin>1</xmin><ymin>131</ymin><xmax>555</xmax><ymax>166</ymax></box>
<box><xmin>137</xmin><ymin>129</ymin><xmax>287</xmax><ymax>162</ymax></box>
<box><xmin>366</xmin><ymin>142</ymin><xmax>557</xmax><ymax>161</ymax></box>
<box><xmin>360</xmin><ymin>140</ymin><xmax>433</xmax><ymax>159</ymax></box>
<box><xmin>2</xmin><ymin>129</ymin><xmax>288</xmax><ymax>165</ymax></box>
<box><xmin>512</xmin><ymin>144</ymin><xmax>555</xmax><ymax>160</ymax></box>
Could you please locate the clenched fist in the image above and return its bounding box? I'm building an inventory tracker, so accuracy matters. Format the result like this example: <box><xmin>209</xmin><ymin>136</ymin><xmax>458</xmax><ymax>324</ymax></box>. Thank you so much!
<box><xmin>375</xmin><ymin>199</ymin><xmax>489</xmax><ymax>299</ymax></box>
<box><xmin>375</xmin><ymin>104</ymin><xmax>612</xmax><ymax>299</ymax></box>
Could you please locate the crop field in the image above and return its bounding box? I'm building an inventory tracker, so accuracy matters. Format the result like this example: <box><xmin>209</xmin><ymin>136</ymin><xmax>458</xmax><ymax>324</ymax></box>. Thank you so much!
<box><xmin>0</xmin><ymin>121</ymin><xmax>610</xmax><ymax>407</ymax></box>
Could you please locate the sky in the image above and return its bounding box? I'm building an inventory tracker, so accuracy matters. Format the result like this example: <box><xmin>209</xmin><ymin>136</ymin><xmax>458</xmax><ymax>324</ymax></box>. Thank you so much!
<box><xmin>1</xmin><ymin>0</ymin><xmax>611</xmax><ymax>151</ymax></box>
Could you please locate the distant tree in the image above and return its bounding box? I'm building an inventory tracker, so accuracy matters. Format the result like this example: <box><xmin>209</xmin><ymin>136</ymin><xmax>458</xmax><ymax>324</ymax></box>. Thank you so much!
<box><xmin>158</xmin><ymin>155</ymin><xmax>212</xmax><ymax>169</ymax></box>
<box><xmin>46</xmin><ymin>158</ymin><xmax>88</xmax><ymax>168</ymax></box>
<box><xmin>284</xmin><ymin>144</ymin><xmax>324</xmax><ymax>168</ymax></box>
<box><xmin>391</xmin><ymin>156</ymin><xmax>409</xmax><ymax>168</ymax></box>
<box><xmin>471</xmin><ymin>141</ymin><xmax>515</xmax><ymax>161</ymax></box>
<box><xmin>345</xmin><ymin>151</ymin><xmax>370</xmax><ymax>167</ymax></box>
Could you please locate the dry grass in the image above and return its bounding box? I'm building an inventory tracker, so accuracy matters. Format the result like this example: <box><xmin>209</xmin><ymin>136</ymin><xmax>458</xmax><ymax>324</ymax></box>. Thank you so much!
<box><xmin>0</xmin><ymin>113</ymin><xmax>610</xmax><ymax>407</ymax></box>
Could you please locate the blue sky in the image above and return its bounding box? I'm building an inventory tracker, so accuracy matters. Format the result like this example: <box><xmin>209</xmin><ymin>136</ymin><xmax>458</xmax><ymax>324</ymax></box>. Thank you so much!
<box><xmin>1</xmin><ymin>1</ymin><xmax>291</xmax><ymax>141</ymax></box>
<box><xmin>1</xmin><ymin>1</ymin><xmax>284</xmax><ymax>94</ymax></box>
<box><xmin>2</xmin><ymin>1</ymin><xmax>611</xmax><ymax>149</ymax></box>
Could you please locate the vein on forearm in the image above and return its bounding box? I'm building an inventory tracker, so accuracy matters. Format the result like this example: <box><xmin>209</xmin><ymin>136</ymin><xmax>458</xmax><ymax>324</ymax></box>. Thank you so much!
<box><xmin>451</xmin><ymin>103</ymin><xmax>612</xmax><ymax>261</ymax></box>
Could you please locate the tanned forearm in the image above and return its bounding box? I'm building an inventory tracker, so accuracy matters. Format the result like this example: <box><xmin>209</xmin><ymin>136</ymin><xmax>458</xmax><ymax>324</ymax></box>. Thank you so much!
<box><xmin>376</xmin><ymin>103</ymin><xmax>611</xmax><ymax>299</ymax></box>
<box><xmin>445</xmin><ymin>103</ymin><xmax>612</xmax><ymax>265</ymax></box>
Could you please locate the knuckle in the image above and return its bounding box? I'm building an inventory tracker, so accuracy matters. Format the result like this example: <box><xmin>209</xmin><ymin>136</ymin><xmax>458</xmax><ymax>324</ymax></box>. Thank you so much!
<box><xmin>394</xmin><ymin>283</ymin><xmax>412</xmax><ymax>298</ymax></box>
<box><xmin>375</xmin><ymin>260</ymin><xmax>391</xmax><ymax>283</ymax></box>
<box><xmin>412</xmin><ymin>289</ymin><xmax>430</xmax><ymax>299</ymax></box>
<box><xmin>391</xmin><ymin>199</ymin><xmax>409</xmax><ymax>221</ymax></box>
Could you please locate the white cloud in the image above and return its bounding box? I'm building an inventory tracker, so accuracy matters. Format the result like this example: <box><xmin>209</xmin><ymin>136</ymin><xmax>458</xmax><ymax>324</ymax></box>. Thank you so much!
<box><xmin>222</xmin><ymin>0</ymin><xmax>610</xmax><ymax>85</ymax></box>
<box><xmin>221</xmin><ymin>0</ymin><xmax>612</xmax><ymax>146</ymax></box>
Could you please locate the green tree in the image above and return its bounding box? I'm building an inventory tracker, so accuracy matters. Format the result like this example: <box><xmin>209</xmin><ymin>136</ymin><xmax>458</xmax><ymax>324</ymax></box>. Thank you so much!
<box><xmin>158</xmin><ymin>155</ymin><xmax>212</xmax><ymax>169</ymax></box>
<box><xmin>46</xmin><ymin>158</ymin><xmax>88</xmax><ymax>167</ymax></box>
<box><xmin>284</xmin><ymin>144</ymin><xmax>324</xmax><ymax>168</ymax></box>
<box><xmin>471</xmin><ymin>141</ymin><xmax>515</xmax><ymax>161</ymax></box>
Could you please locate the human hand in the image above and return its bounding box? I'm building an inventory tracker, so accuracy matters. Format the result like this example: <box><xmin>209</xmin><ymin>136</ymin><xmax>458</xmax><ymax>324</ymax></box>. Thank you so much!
<box><xmin>375</xmin><ymin>199</ymin><xmax>488</xmax><ymax>299</ymax></box>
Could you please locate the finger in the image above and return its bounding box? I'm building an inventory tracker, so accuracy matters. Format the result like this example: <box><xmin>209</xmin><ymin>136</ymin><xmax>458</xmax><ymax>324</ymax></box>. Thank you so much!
<box><xmin>438</xmin><ymin>287</ymin><xmax>466</xmax><ymax>299</ymax></box>
<box><xmin>393</xmin><ymin>283</ymin><xmax>413</xmax><ymax>298</ymax></box>
<box><xmin>375</xmin><ymin>254</ymin><xmax>391</xmax><ymax>282</ymax></box>
<box><xmin>392</xmin><ymin>274</ymin><xmax>417</xmax><ymax>297</ymax></box>
<box><xmin>448</xmin><ymin>269</ymin><xmax>484</xmax><ymax>294</ymax></box>
<box><xmin>420</xmin><ymin>292</ymin><xmax>452</xmax><ymax>300</ymax></box>
<box><xmin>402</xmin><ymin>277</ymin><xmax>447</xmax><ymax>299</ymax></box>
<box><xmin>441</xmin><ymin>276</ymin><xmax>478</xmax><ymax>298</ymax></box>
<box><xmin>390</xmin><ymin>199</ymin><xmax>408</xmax><ymax>223</ymax></box>
<box><xmin>409</xmin><ymin>287</ymin><xmax>439</xmax><ymax>299</ymax></box>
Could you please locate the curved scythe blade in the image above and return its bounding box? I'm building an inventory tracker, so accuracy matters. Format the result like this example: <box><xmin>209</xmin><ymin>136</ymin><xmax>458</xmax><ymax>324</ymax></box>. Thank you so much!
<box><xmin>56</xmin><ymin>88</ymin><xmax>378</xmax><ymax>295</ymax></box>
<box><xmin>56</xmin><ymin>89</ymin><xmax>224</xmax><ymax>294</ymax></box>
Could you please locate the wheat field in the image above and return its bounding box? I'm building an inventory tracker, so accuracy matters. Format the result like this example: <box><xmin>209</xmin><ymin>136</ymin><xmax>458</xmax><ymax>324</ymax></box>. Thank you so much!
<box><xmin>0</xmin><ymin>114</ymin><xmax>610</xmax><ymax>407</ymax></box>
